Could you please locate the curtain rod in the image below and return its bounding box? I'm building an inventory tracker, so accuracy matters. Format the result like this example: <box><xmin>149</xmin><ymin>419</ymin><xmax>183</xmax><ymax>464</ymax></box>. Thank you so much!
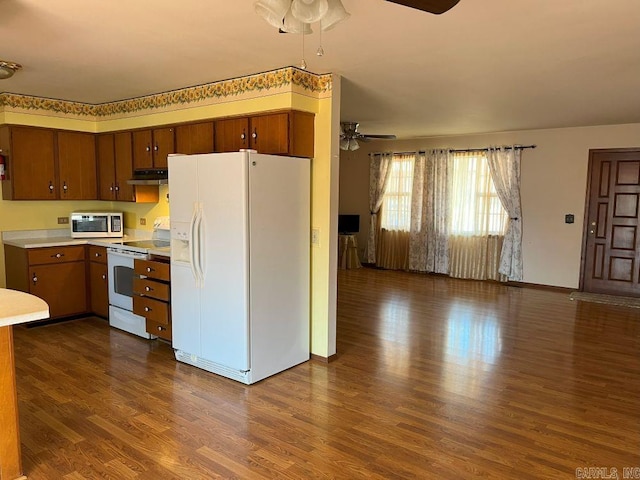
<box><xmin>369</xmin><ymin>144</ymin><xmax>537</xmax><ymax>156</ymax></box>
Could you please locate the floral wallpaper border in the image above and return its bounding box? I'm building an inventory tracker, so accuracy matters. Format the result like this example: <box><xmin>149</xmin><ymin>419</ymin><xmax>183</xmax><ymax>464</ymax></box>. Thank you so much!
<box><xmin>0</xmin><ymin>67</ymin><xmax>332</xmax><ymax>120</ymax></box>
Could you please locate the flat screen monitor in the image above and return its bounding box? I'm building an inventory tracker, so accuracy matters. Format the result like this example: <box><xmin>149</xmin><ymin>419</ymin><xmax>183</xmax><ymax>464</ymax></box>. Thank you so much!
<box><xmin>338</xmin><ymin>214</ymin><xmax>360</xmax><ymax>234</ymax></box>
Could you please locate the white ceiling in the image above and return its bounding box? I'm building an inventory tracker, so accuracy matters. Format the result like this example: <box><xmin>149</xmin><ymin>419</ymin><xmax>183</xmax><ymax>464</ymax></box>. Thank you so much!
<box><xmin>2</xmin><ymin>0</ymin><xmax>640</xmax><ymax>139</ymax></box>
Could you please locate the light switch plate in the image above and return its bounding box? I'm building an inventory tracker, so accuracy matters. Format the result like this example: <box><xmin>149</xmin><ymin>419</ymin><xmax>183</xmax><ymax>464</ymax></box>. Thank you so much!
<box><xmin>311</xmin><ymin>228</ymin><xmax>320</xmax><ymax>246</ymax></box>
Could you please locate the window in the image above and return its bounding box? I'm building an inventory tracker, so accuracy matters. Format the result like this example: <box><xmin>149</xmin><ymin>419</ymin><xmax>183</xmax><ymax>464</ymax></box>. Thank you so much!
<box><xmin>380</xmin><ymin>154</ymin><xmax>415</xmax><ymax>231</ymax></box>
<box><xmin>379</xmin><ymin>151</ymin><xmax>508</xmax><ymax>235</ymax></box>
<box><xmin>449</xmin><ymin>152</ymin><xmax>507</xmax><ymax>235</ymax></box>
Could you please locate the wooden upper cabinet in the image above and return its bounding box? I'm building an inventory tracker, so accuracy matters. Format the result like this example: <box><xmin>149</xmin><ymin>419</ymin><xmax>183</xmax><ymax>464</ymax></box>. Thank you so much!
<box><xmin>97</xmin><ymin>132</ymin><xmax>135</xmax><ymax>202</ymax></box>
<box><xmin>1</xmin><ymin>126</ymin><xmax>56</xmax><ymax>200</ymax></box>
<box><xmin>97</xmin><ymin>134</ymin><xmax>117</xmax><ymax>200</ymax></box>
<box><xmin>249</xmin><ymin>112</ymin><xmax>289</xmax><ymax>155</ymax></box>
<box><xmin>132</xmin><ymin>130</ymin><xmax>153</xmax><ymax>170</ymax></box>
<box><xmin>133</xmin><ymin>127</ymin><xmax>175</xmax><ymax>170</ymax></box>
<box><xmin>215</xmin><ymin>110</ymin><xmax>314</xmax><ymax>158</ymax></box>
<box><xmin>57</xmin><ymin>131</ymin><xmax>98</xmax><ymax>200</ymax></box>
<box><xmin>214</xmin><ymin>117</ymin><xmax>250</xmax><ymax>153</ymax></box>
<box><xmin>114</xmin><ymin>132</ymin><xmax>135</xmax><ymax>201</ymax></box>
<box><xmin>288</xmin><ymin>110</ymin><xmax>314</xmax><ymax>158</ymax></box>
<box><xmin>175</xmin><ymin>122</ymin><xmax>215</xmax><ymax>155</ymax></box>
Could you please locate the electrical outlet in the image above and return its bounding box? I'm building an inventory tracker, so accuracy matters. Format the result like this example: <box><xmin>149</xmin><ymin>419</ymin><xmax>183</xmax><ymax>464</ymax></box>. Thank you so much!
<box><xmin>311</xmin><ymin>228</ymin><xmax>320</xmax><ymax>246</ymax></box>
<box><xmin>57</xmin><ymin>217</ymin><xmax>69</xmax><ymax>224</ymax></box>
<box><xmin>140</xmin><ymin>217</ymin><xmax>146</xmax><ymax>226</ymax></box>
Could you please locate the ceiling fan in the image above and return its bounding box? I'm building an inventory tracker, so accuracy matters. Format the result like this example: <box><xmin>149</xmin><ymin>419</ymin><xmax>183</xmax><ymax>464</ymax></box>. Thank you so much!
<box><xmin>384</xmin><ymin>0</ymin><xmax>461</xmax><ymax>15</ymax></box>
<box><xmin>340</xmin><ymin>122</ymin><xmax>396</xmax><ymax>151</ymax></box>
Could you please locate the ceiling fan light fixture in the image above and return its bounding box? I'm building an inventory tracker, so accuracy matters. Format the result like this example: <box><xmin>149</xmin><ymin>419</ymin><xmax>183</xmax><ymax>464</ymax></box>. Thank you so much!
<box><xmin>320</xmin><ymin>0</ymin><xmax>350</xmax><ymax>31</ymax></box>
<box><xmin>340</xmin><ymin>137</ymin><xmax>360</xmax><ymax>151</ymax></box>
<box><xmin>254</xmin><ymin>0</ymin><xmax>291</xmax><ymax>28</ymax></box>
<box><xmin>291</xmin><ymin>0</ymin><xmax>328</xmax><ymax>24</ymax></box>
<box><xmin>283</xmin><ymin>8</ymin><xmax>313</xmax><ymax>34</ymax></box>
<box><xmin>0</xmin><ymin>60</ymin><xmax>22</xmax><ymax>80</ymax></box>
<box><xmin>255</xmin><ymin>0</ymin><xmax>349</xmax><ymax>36</ymax></box>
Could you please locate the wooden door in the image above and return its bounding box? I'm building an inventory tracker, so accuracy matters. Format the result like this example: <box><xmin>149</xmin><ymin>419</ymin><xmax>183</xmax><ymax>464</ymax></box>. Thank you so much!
<box><xmin>97</xmin><ymin>133</ymin><xmax>116</xmax><ymax>200</ymax></box>
<box><xmin>29</xmin><ymin>262</ymin><xmax>87</xmax><ymax>318</ymax></box>
<box><xmin>581</xmin><ymin>148</ymin><xmax>640</xmax><ymax>296</ymax></box>
<box><xmin>9</xmin><ymin>127</ymin><xmax>56</xmax><ymax>200</ymax></box>
<box><xmin>114</xmin><ymin>132</ymin><xmax>135</xmax><ymax>201</ymax></box>
<box><xmin>249</xmin><ymin>112</ymin><xmax>289</xmax><ymax>154</ymax></box>
<box><xmin>214</xmin><ymin>117</ymin><xmax>249</xmax><ymax>152</ymax></box>
<box><xmin>132</xmin><ymin>129</ymin><xmax>153</xmax><ymax>170</ymax></box>
<box><xmin>152</xmin><ymin>127</ymin><xmax>175</xmax><ymax>169</ymax></box>
<box><xmin>175</xmin><ymin>122</ymin><xmax>214</xmax><ymax>154</ymax></box>
<box><xmin>57</xmin><ymin>131</ymin><xmax>97</xmax><ymax>200</ymax></box>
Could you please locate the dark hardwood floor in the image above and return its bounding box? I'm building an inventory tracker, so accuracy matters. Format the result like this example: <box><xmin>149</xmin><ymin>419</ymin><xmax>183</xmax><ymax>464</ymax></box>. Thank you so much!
<box><xmin>12</xmin><ymin>268</ymin><xmax>640</xmax><ymax>479</ymax></box>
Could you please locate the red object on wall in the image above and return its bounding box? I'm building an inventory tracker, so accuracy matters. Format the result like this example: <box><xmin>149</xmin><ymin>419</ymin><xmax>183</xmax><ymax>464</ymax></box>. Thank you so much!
<box><xmin>0</xmin><ymin>154</ymin><xmax>5</xmax><ymax>180</ymax></box>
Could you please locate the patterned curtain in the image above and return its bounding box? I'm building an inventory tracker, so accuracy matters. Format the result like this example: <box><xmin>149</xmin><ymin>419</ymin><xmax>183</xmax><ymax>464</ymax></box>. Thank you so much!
<box><xmin>366</xmin><ymin>153</ymin><xmax>393</xmax><ymax>263</ymax></box>
<box><xmin>408</xmin><ymin>150</ymin><xmax>450</xmax><ymax>273</ymax></box>
<box><xmin>487</xmin><ymin>147</ymin><xmax>523</xmax><ymax>281</ymax></box>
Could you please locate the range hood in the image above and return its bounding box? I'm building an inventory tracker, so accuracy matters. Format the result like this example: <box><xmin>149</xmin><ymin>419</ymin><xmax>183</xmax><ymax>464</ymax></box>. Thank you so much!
<box><xmin>127</xmin><ymin>169</ymin><xmax>168</xmax><ymax>185</ymax></box>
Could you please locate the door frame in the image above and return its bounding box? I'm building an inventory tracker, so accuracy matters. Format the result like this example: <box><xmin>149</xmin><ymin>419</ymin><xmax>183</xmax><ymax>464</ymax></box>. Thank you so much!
<box><xmin>579</xmin><ymin>147</ymin><xmax>640</xmax><ymax>293</ymax></box>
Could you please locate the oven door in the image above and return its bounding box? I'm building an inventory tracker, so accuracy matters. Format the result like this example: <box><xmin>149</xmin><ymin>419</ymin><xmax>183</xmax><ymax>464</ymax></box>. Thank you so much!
<box><xmin>107</xmin><ymin>249</ymin><xmax>147</xmax><ymax>311</ymax></box>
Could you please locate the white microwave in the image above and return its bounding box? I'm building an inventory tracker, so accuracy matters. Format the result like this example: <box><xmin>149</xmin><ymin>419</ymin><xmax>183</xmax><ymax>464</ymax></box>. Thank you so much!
<box><xmin>70</xmin><ymin>212</ymin><xmax>123</xmax><ymax>238</ymax></box>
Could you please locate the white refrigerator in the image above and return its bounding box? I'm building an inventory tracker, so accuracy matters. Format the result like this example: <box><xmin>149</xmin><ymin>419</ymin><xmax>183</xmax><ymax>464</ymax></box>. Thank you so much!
<box><xmin>168</xmin><ymin>150</ymin><xmax>310</xmax><ymax>384</ymax></box>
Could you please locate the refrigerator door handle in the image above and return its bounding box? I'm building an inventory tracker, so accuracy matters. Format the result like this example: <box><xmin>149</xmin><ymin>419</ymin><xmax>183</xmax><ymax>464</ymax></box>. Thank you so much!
<box><xmin>197</xmin><ymin>203</ymin><xmax>206</xmax><ymax>283</ymax></box>
<box><xmin>193</xmin><ymin>202</ymin><xmax>205</xmax><ymax>288</ymax></box>
<box><xmin>189</xmin><ymin>203</ymin><xmax>199</xmax><ymax>283</ymax></box>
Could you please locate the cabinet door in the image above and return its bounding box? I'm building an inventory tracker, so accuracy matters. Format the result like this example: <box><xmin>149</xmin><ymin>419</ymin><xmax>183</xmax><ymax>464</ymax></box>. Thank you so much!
<box><xmin>132</xmin><ymin>130</ymin><xmax>153</xmax><ymax>170</ymax></box>
<box><xmin>151</xmin><ymin>127</ymin><xmax>175</xmax><ymax>169</ymax></box>
<box><xmin>57</xmin><ymin>131</ymin><xmax>98</xmax><ymax>200</ymax></box>
<box><xmin>97</xmin><ymin>134</ymin><xmax>116</xmax><ymax>200</ymax></box>
<box><xmin>29</xmin><ymin>262</ymin><xmax>87</xmax><ymax>318</ymax></box>
<box><xmin>8</xmin><ymin>127</ymin><xmax>56</xmax><ymax>200</ymax></box>
<box><xmin>249</xmin><ymin>112</ymin><xmax>289</xmax><ymax>154</ymax></box>
<box><xmin>214</xmin><ymin>117</ymin><xmax>249</xmax><ymax>152</ymax></box>
<box><xmin>89</xmin><ymin>261</ymin><xmax>109</xmax><ymax>318</ymax></box>
<box><xmin>114</xmin><ymin>132</ymin><xmax>135</xmax><ymax>202</ymax></box>
<box><xmin>175</xmin><ymin>122</ymin><xmax>214</xmax><ymax>154</ymax></box>
<box><xmin>289</xmin><ymin>110</ymin><xmax>315</xmax><ymax>158</ymax></box>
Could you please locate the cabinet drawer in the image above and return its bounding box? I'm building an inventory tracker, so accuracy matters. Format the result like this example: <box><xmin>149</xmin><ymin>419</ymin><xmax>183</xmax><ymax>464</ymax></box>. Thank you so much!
<box><xmin>134</xmin><ymin>259</ymin><xmax>170</xmax><ymax>281</ymax></box>
<box><xmin>146</xmin><ymin>319</ymin><xmax>172</xmax><ymax>341</ymax></box>
<box><xmin>89</xmin><ymin>245</ymin><xmax>108</xmax><ymax>264</ymax></box>
<box><xmin>133</xmin><ymin>296</ymin><xmax>170</xmax><ymax>325</ymax></box>
<box><xmin>133</xmin><ymin>277</ymin><xmax>170</xmax><ymax>301</ymax></box>
<box><xmin>28</xmin><ymin>245</ymin><xmax>86</xmax><ymax>265</ymax></box>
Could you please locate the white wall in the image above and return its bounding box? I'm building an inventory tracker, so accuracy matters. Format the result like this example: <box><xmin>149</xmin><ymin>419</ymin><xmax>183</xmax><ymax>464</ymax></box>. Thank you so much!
<box><xmin>338</xmin><ymin>123</ymin><xmax>640</xmax><ymax>288</ymax></box>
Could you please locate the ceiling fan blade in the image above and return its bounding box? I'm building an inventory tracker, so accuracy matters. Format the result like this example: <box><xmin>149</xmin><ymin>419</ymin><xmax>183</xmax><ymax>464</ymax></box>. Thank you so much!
<box><xmin>361</xmin><ymin>134</ymin><xmax>397</xmax><ymax>140</ymax></box>
<box><xmin>385</xmin><ymin>0</ymin><xmax>460</xmax><ymax>14</ymax></box>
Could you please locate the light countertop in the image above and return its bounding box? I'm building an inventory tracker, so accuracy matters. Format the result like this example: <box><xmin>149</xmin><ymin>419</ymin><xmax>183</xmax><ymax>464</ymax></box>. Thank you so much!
<box><xmin>2</xmin><ymin>230</ymin><xmax>170</xmax><ymax>257</ymax></box>
<box><xmin>0</xmin><ymin>288</ymin><xmax>50</xmax><ymax>327</ymax></box>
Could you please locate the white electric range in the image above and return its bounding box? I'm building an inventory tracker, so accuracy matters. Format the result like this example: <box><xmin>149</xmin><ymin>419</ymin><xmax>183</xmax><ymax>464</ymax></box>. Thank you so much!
<box><xmin>107</xmin><ymin>219</ymin><xmax>170</xmax><ymax>338</ymax></box>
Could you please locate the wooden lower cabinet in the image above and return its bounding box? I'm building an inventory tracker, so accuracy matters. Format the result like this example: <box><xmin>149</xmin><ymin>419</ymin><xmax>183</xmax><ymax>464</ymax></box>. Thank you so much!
<box><xmin>133</xmin><ymin>257</ymin><xmax>171</xmax><ymax>341</ymax></box>
<box><xmin>88</xmin><ymin>246</ymin><xmax>109</xmax><ymax>318</ymax></box>
<box><xmin>5</xmin><ymin>244</ymin><xmax>88</xmax><ymax>319</ymax></box>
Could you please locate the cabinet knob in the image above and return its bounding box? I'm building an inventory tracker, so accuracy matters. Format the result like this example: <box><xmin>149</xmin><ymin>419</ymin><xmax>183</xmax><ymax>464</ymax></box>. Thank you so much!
<box><xmin>146</xmin><ymin>267</ymin><xmax>154</xmax><ymax>273</ymax></box>
<box><xmin>146</xmin><ymin>145</ymin><xmax>151</xmax><ymax>152</ymax></box>
<box><xmin>157</xmin><ymin>326</ymin><xmax>165</xmax><ymax>331</ymax></box>
<box><xmin>51</xmin><ymin>252</ymin><xmax>64</xmax><ymax>259</ymax></box>
<box><xmin>252</xmin><ymin>129</ymin><xmax>257</xmax><ymax>140</ymax></box>
<box><xmin>240</xmin><ymin>130</ymin><xmax>246</xmax><ymax>142</ymax></box>
<box><xmin>102</xmin><ymin>274</ymin><xmax>106</xmax><ymax>280</ymax></box>
<box><xmin>48</xmin><ymin>181</ymin><xmax>54</xmax><ymax>192</ymax></box>
<box><xmin>32</xmin><ymin>274</ymin><xmax>38</xmax><ymax>284</ymax></box>
<box><xmin>62</xmin><ymin>181</ymin><xmax>68</xmax><ymax>192</ymax></box>
<box><xmin>145</xmin><ymin>286</ymin><xmax>152</xmax><ymax>292</ymax></box>
<box><xmin>95</xmin><ymin>252</ymin><xmax>101</xmax><ymax>257</ymax></box>
<box><xmin>109</xmin><ymin>184</ymin><xmax>114</xmax><ymax>192</ymax></box>
<box><xmin>114</xmin><ymin>184</ymin><xmax>120</xmax><ymax>192</ymax></box>
<box><xmin>144</xmin><ymin>306</ymin><xmax>151</xmax><ymax>312</ymax></box>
